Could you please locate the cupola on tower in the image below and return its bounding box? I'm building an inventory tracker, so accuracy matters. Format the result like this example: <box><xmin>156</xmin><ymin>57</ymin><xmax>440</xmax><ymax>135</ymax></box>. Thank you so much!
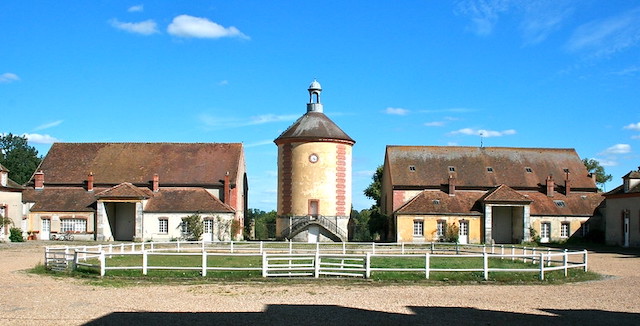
<box><xmin>274</xmin><ymin>80</ymin><xmax>355</xmax><ymax>242</ymax></box>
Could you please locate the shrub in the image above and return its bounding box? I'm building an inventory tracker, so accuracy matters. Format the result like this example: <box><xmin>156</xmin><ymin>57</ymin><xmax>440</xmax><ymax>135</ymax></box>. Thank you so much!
<box><xmin>181</xmin><ymin>214</ymin><xmax>203</xmax><ymax>241</ymax></box>
<box><xmin>445</xmin><ymin>222</ymin><xmax>459</xmax><ymax>243</ymax></box>
<box><xmin>9</xmin><ymin>227</ymin><xmax>24</xmax><ymax>242</ymax></box>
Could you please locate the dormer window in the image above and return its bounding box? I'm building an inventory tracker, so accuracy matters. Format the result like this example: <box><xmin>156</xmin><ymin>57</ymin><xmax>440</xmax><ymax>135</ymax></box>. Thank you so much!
<box><xmin>448</xmin><ymin>166</ymin><xmax>456</xmax><ymax>172</ymax></box>
<box><xmin>487</xmin><ymin>167</ymin><xmax>494</xmax><ymax>173</ymax></box>
<box><xmin>554</xmin><ymin>200</ymin><xmax>566</xmax><ymax>207</ymax></box>
<box><xmin>433</xmin><ymin>199</ymin><xmax>440</xmax><ymax>205</ymax></box>
<box><xmin>409</xmin><ymin>165</ymin><xmax>416</xmax><ymax>172</ymax></box>
<box><xmin>525</xmin><ymin>167</ymin><xmax>533</xmax><ymax>173</ymax></box>
<box><xmin>563</xmin><ymin>168</ymin><xmax>570</xmax><ymax>173</ymax></box>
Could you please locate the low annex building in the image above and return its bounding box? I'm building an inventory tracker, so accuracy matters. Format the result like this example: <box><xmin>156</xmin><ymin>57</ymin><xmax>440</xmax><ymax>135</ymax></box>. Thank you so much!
<box><xmin>603</xmin><ymin>167</ymin><xmax>640</xmax><ymax>247</ymax></box>
<box><xmin>22</xmin><ymin>143</ymin><xmax>247</xmax><ymax>242</ymax></box>
<box><xmin>0</xmin><ymin>163</ymin><xmax>25</xmax><ymax>240</ymax></box>
<box><xmin>381</xmin><ymin>146</ymin><xmax>604</xmax><ymax>244</ymax></box>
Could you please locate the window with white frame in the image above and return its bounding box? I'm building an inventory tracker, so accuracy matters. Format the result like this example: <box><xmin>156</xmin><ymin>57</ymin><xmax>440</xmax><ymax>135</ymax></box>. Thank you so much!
<box><xmin>413</xmin><ymin>220</ymin><xmax>423</xmax><ymax>236</ymax></box>
<box><xmin>158</xmin><ymin>219</ymin><xmax>168</xmax><ymax>234</ymax></box>
<box><xmin>437</xmin><ymin>220</ymin><xmax>446</xmax><ymax>238</ymax></box>
<box><xmin>60</xmin><ymin>219</ymin><xmax>87</xmax><ymax>233</ymax></box>
<box><xmin>561</xmin><ymin>223</ymin><xmax>570</xmax><ymax>238</ymax></box>
<box><xmin>541</xmin><ymin>222</ymin><xmax>551</xmax><ymax>239</ymax></box>
<box><xmin>180</xmin><ymin>221</ymin><xmax>188</xmax><ymax>234</ymax></box>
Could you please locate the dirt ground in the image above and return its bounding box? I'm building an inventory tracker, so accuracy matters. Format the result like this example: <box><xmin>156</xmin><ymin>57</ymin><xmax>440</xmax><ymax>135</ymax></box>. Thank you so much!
<box><xmin>1</xmin><ymin>242</ymin><xmax>639</xmax><ymax>326</ymax></box>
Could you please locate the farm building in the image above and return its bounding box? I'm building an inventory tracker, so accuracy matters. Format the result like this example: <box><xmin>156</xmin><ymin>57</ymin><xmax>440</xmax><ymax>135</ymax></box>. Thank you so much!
<box><xmin>381</xmin><ymin>146</ymin><xmax>604</xmax><ymax>244</ymax></box>
<box><xmin>603</xmin><ymin>167</ymin><xmax>640</xmax><ymax>247</ymax></box>
<box><xmin>22</xmin><ymin>143</ymin><xmax>247</xmax><ymax>242</ymax></box>
<box><xmin>0</xmin><ymin>163</ymin><xmax>25</xmax><ymax>241</ymax></box>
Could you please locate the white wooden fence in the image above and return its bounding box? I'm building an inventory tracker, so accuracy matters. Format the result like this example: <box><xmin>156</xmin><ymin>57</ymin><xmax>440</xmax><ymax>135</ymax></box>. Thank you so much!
<box><xmin>44</xmin><ymin>241</ymin><xmax>588</xmax><ymax>280</ymax></box>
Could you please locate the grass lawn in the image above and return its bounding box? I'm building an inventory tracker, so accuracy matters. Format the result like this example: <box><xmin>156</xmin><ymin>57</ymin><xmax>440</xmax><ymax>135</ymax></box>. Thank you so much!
<box><xmin>35</xmin><ymin>251</ymin><xmax>601</xmax><ymax>286</ymax></box>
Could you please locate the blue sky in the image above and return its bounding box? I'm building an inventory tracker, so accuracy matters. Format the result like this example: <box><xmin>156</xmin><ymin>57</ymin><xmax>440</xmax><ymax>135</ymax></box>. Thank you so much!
<box><xmin>1</xmin><ymin>1</ymin><xmax>639</xmax><ymax>211</ymax></box>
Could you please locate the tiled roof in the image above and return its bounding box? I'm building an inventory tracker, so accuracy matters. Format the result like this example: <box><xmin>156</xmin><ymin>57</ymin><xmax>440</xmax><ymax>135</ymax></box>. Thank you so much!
<box><xmin>385</xmin><ymin>146</ymin><xmax>596</xmax><ymax>190</ymax></box>
<box><xmin>396</xmin><ymin>190</ymin><xmax>485</xmax><ymax>215</ymax></box>
<box><xmin>0</xmin><ymin>163</ymin><xmax>23</xmax><ymax>190</ymax></box>
<box><xmin>95</xmin><ymin>183</ymin><xmax>153</xmax><ymax>199</ymax></box>
<box><xmin>526</xmin><ymin>192</ymin><xmax>603</xmax><ymax>216</ymax></box>
<box><xmin>30</xmin><ymin>143</ymin><xmax>243</xmax><ymax>186</ymax></box>
<box><xmin>23</xmin><ymin>187</ymin><xmax>97</xmax><ymax>212</ymax></box>
<box><xmin>274</xmin><ymin>112</ymin><xmax>355</xmax><ymax>144</ymax></box>
<box><xmin>144</xmin><ymin>187</ymin><xmax>234</xmax><ymax>213</ymax></box>
<box><xmin>482</xmin><ymin>184</ymin><xmax>532</xmax><ymax>203</ymax></box>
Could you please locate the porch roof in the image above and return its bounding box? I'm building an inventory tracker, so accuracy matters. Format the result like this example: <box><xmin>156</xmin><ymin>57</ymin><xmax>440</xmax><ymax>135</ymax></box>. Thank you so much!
<box><xmin>395</xmin><ymin>190</ymin><xmax>484</xmax><ymax>215</ymax></box>
<box><xmin>95</xmin><ymin>183</ymin><xmax>153</xmax><ymax>199</ymax></box>
<box><xmin>482</xmin><ymin>185</ymin><xmax>532</xmax><ymax>203</ymax></box>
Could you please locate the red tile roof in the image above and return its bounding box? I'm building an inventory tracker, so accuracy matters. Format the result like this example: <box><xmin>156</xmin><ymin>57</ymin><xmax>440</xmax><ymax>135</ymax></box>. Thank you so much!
<box><xmin>396</xmin><ymin>190</ymin><xmax>485</xmax><ymax>215</ymax></box>
<box><xmin>385</xmin><ymin>146</ymin><xmax>597</xmax><ymax>190</ymax></box>
<box><xmin>31</xmin><ymin>143</ymin><xmax>243</xmax><ymax>186</ymax></box>
<box><xmin>482</xmin><ymin>184</ymin><xmax>532</xmax><ymax>203</ymax></box>
<box><xmin>95</xmin><ymin>183</ymin><xmax>153</xmax><ymax>199</ymax></box>
<box><xmin>23</xmin><ymin>188</ymin><xmax>97</xmax><ymax>212</ymax></box>
<box><xmin>144</xmin><ymin>187</ymin><xmax>234</xmax><ymax>213</ymax></box>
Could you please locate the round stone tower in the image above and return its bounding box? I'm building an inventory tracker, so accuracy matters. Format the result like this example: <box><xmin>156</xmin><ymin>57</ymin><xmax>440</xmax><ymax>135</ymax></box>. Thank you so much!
<box><xmin>274</xmin><ymin>80</ymin><xmax>355</xmax><ymax>242</ymax></box>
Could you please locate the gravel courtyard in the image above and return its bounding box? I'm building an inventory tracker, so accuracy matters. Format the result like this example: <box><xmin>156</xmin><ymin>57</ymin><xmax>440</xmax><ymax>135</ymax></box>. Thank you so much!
<box><xmin>1</xmin><ymin>242</ymin><xmax>639</xmax><ymax>325</ymax></box>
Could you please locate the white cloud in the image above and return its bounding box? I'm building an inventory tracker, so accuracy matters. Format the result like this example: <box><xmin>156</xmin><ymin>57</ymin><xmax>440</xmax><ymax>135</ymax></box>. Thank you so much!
<box><xmin>594</xmin><ymin>158</ymin><xmax>617</xmax><ymax>167</ymax></box>
<box><xmin>218</xmin><ymin>80</ymin><xmax>229</xmax><ymax>86</ymax></box>
<box><xmin>632</xmin><ymin>135</ymin><xmax>640</xmax><ymax>140</ymax></box>
<box><xmin>354</xmin><ymin>170</ymin><xmax>376</xmax><ymax>178</ymax></box>
<box><xmin>600</xmin><ymin>144</ymin><xmax>631</xmax><ymax>155</ymax></box>
<box><xmin>245</xmin><ymin>140</ymin><xmax>273</xmax><ymax>148</ymax></box>
<box><xmin>624</xmin><ymin>122</ymin><xmax>640</xmax><ymax>131</ymax></box>
<box><xmin>167</xmin><ymin>15</ymin><xmax>249</xmax><ymax>39</ymax></box>
<box><xmin>455</xmin><ymin>0</ymin><xmax>511</xmax><ymax>36</ymax></box>
<box><xmin>0</xmin><ymin>73</ymin><xmax>20</xmax><ymax>83</ymax></box>
<box><xmin>612</xmin><ymin>65</ymin><xmax>640</xmax><ymax>76</ymax></box>
<box><xmin>566</xmin><ymin>7</ymin><xmax>640</xmax><ymax>57</ymax></box>
<box><xmin>22</xmin><ymin>133</ymin><xmax>59</xmax><ymax>144</ymax></box>
<box><xmin>199</xmin><ymin>113</ymin><xmax>297</xmax><ymax>129</ymax></box>
<box><xmin>425</xmin><ymin>121</ymin><xmax>445</xmax><ymax>127</ymax></box>
<box><xmin>33</xmin><ymin>120</ymin><xmax>63</xmax><ymax>131</ymax></box>
<box><xmin>519</xmin><ymin>1</ymin><xmax>574</xmax><ymax>45</ymax></box>
<box><xmin>110</xmin><ymin>19</ymin><xmax>159</xmax><ymax>35</ymax></box>
<box><xmin>420</xmin><ymin>108</ymin><xmax>475</xmax><ymax>113</ymax></box>
<box><xmin>128</xmin><ymin>5</ymin><xmax>144</xmax><ymax>12</ymax></box>
<box><xmin>449</xmin><ymin>128</ymin><xmax>516</xmax><ymax>137</ymax></box>
<box><xmin>384</xmin><ymin>107</ymin><xmax>409</xmax><ymax>115</ymax></box>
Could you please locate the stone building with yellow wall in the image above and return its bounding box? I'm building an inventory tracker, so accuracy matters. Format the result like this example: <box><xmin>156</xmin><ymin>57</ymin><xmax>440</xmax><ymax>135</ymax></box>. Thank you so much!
<box><xmin>274</xmin><ymin>81</ymin><xmax>355</xmax><ymax>242</ymax></box>
<box><xmin>382</xmin><ymin>146</ymin><xmax>604</xmax><ymax>244</ymax></box>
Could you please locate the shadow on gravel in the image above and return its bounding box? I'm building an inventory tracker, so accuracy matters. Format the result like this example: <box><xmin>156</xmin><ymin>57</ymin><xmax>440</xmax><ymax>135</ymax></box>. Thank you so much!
<box><xmin>85</xmin><ymin>305</ymin><xmax>640</xmax><ymax>326</ymax></box>
<box><xmin>544</xmin><ymin>243</ymin><xmax>640</xmax><ymax>258</ymax></box>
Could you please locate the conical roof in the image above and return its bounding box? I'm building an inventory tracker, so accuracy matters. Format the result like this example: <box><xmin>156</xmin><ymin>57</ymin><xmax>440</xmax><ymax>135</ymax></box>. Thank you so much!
<box><xmin>274</xmin><ymin>112</ymin><xmax>354</xmax><ymax>144</ymax></box>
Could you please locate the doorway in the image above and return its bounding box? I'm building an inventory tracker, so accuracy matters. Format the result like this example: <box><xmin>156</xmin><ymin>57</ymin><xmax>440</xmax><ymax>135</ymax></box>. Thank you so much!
<box><xmin>41</xmin><ymin>218</ymin><xmax>51</xmax><ymax>240</ymax></box>
<box><xmin>540</xmin><ymin>222</ymin><xmax>550</xmax><ymax>243</ymax></box>
<box><xmin>459</xmin><ymin>220</ymin><xmax>469</xmax><ymax>244</ymax></box>
<box><xmin>624</xmin><ymin>214</ymin><xmax>630</xmax><ymax>248</ymax></box>
<box><xmin>106</xmin><ymin>202</ymin><xmax>136</xmax><ymax>241</ymax></box>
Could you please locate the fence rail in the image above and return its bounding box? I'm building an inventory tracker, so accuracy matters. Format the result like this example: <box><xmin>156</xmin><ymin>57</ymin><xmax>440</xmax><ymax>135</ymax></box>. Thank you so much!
<box><xmin>45</xmin><ymin>241</ymin><xmax>588</xmax><ymax>280</ymax></box>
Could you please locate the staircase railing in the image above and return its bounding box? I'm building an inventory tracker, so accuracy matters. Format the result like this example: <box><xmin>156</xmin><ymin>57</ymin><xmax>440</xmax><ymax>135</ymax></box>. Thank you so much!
<box><xmin>281</xmin><ymin>215</ymin><xmax>347</xmax><ymax>241</ymax></box>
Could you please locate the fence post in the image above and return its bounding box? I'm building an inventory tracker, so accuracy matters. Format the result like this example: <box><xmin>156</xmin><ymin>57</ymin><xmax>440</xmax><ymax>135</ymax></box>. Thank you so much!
<box><xmin>99</xmin><ymin>251</ymin><xmax>106</xmax><ymax>277</ymax></box>
<box><xmin>532</xmin><ymin>248</ymin><xmax>537</xmax><ymax>265</ymax></box>
<box><xmin>202</xmin><ymin>250</ymin><xmax>207</xmax><ymax>277</ymax></box>
<box><xmin>231</xmin><ymin>241</ymin><xmax>234</xmax><ymax>253</ymax></box>
<box><xmin>120</xmin><ymin>243</ymin><xmax>124</xmax><ymax>253</ymax></box>
<box><xmin>316</xmin><ymin>241</ymin><xmax>320</xmax><ymax>254</ymax></box>
<box><xmin>511</xmin><ymin>246</ymin><xmax>515</xmax><ymax>261</ymax></box>
<box><xmin>547</xmin><ymin>248</ymin><xmax>551</xmax><ymax>267</ymax></box>
<box><xmin>142</xmin><ymin>250</ymin><xmax>148</xmax><ymax>276</ymax></box>
<box><xmin>289</xmin><ymin>240</ymin><xmax>292</xmax><ymax>254</ymax></box>
<box><xmin>491</xmin><ymin>243</ymin><xmax>495</xmax><ymax>254</ymax></box>
<box><xmin>151</xmin><ymin>242</ymin><xmax>155</xmax><ymax>251</ymax></box>
<box><xmin>141</xmin><ymin>242</ymin><xmax>145</xmax><ymax>251</ymax></box>
<box><xmin>456</xmin><ymin>243</ymin><xmax>459</xmax><ymax>255</ymax></box>
<box><xmin>401</xmin><ymin>242</ymin><xmax>405</xmax><ymax>254</ymax></box>
<box><xmin>430</xmin><ymin>242</ymin><xmax>434</xmax><ymax>254</ymax></box>
<box><xmin>314</xmin><ymin>252</ymin><xmax>320</xmax><ymax>278</ymax></box>
<box><xmin>342</xmin><ymin>242</ymin><xmax>346</xmax><ymax>254</ymax></box>
<box><xmin>44</xmin><ymin>247</ymin><xmax>49</xmax><ymax>268</ymax></box>
<box><xmin>365</xmin><ymin>252</ymin><xmax>371</xmax><ymax>278</ymax></box>
<box><xmin>500</xmin><ymin>245</ymin><xmax>504</xmax><ymax>259</ymax></box>
<box><xmin>483</xmin><ymin>252</ymin><xmax>489</xmax><ymax>281</ymax></box>
<box><xmin>177</xmin><ymin>240</ymin><xmax>181</xmax><ymax>252</ymax></box>
<box><xmin>372</xmin><ymin>242</ymin><xmax>376</xmax><ymax>254</ymax></box>
<box><xmin>260</xmin><ymin>241</ymin><xmax>263</xmax><ymax>254</ymax></box>
<box><xmin>563</xmin><ymin>249</ymin><xmax>568</xmax><ymax>277</ymax></box>
<box><xmin>539</xmin><ymin>252</ymin><xmax>545</xmax><ymax>280</ymax></box>
<box><xmin>425</xmin><ymin>253</ymin><xmax>430</xmax><ymax>279</ymax></box>
<box><xmin>262</xmin><ymin>252</ymin><xmax>268</xmax><ymax>278</ymax></box>
<box><xmin>523</xmin><ymin>247</ymin><xmax>527</xmax><ymax>263</ymax></box>
<box><xmin>71</xmin><ymin>250</ymin><xmax>78</xmax><ymax>271</ymax></box>
<box><xmin>583</xmin><ymin>250</ymin><xmax>588</xmax><ymax>272</ymax></box>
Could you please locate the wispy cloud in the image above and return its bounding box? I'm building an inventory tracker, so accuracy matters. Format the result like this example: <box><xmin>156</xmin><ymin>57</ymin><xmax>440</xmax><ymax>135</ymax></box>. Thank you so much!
<box><xmin>424</xmin><ymin>121</ymin><xmax>445</xmax><ymax>127</ymax></box>
<box><xmin>167</xmin><ymin>15</ymin><xmax>249</xmax><ymax>39</ymax></box>
<box><xmin>600</xmin><ymin>144</ymin><xmax>631</xmax><ymax>155</ymax></box>
<box><xmin>594</xmin><ymin>158</ymin><xmax>617</xmax><ymax>167</ymax></box>
<box><xmin>33</xmin><ymin>120</ymin><xmax>63</xmax><ymax>131</ymax></box>
<box><xmin>455</xmin><ymin>0</ymin><xmax>510</xmax><ymax>36</ymax></box>
<box><xmin>449</xmin><ymin>128</ymin><xmax>516</xmax><ymax>137</ymax></box>
<box><xmin>420</xmin><ymin>108</ymin><xmax>475</xmax><ymax>113</ymax></box>
<box><xmin>384</xmin><ymin>107</ymin><xmax>409</xmax><ymax>115</ymax></box>
<box><xmin>519</xmin><ymin>1</ymin><xmax>574</xmax><ymax>45</ymax></box>
<box><xmin>0</xmin><ymin>73</ymin><xmax>20</xmax><ymax>83</ymax></box>
<box><xmin>199</xmin><ymin>113</ymin><xmax>298</xmax><ymax>129</ymax></box>
<box><xmin>631</xmin><ymin>135</ymin><xmax>640</xmax><ymax>140</ymax></box>
<box><xmin>624</xmin><ymin>122</ymin><xmax>640</xmax><ymax>131</ymax></box>
<box><xmin>110</xmin><ymin>19</ymin><xmax>159</xmax><ymax>35</ymax></box>
<box><xmin>566</xmin><ymin>6</ymin><xmax>640</xmax><ymax>57</ymax></box>
<box><xmin>218</xmin><ymin>80</ymin><xmax>229</xmax><ymax>86</ymax></box>
<box><xmin>612</xmin><ymin>65</ymin><xmax>640</xmax><ymax>76</ymax></box>
<box><xmin>128</xmin><ymin>5</ymin><xmax>144</xmax><ymax>13</ymax></box>
<box><xmin>23</xmin><ymin>133</ymin><xmax>59</xmax><ymax>144</ymax></box>
<box><xmin>245</xmin><ymin>140</ymin><xmax>273</xmax><ymax>148</ymax></box>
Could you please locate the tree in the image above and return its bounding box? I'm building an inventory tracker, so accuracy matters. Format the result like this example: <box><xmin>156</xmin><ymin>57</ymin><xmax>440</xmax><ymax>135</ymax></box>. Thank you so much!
<box><xmin>582</xmin><ymin>158</ymin><xmax>612</xmax><ymax>191</ymax></box>
<box><xmin>0</xmin><ymin>133</ymin><xmax>42</xmax><ymax>185</ymax></box>
<box><xmin>181</xmin><ymin>213</ymin><xmax>204</xmax><ymax>241</ymax></box>
<box><xmin>363</xmin><ymin>165</ymin><xmax>384</xmax><ymax>207</ymax></box>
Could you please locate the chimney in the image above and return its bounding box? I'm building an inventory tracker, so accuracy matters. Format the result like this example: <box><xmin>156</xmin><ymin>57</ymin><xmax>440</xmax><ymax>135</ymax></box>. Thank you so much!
<box><xmin>223</xmin><ymin>172</ymin><xmax>230</xmax><ymax>204</ymax></box>
<box><xmin>87</xmin><ymin>172</ymin><xmax>94</xmax><ymax>192</ymax></box>
<box><xmin>448</xmin><ymin>174</ymin><xmax>456</xmax><ymax>196</ymax></box>
<box><xmin>546</xmin><ymin>175</ymin><xmax>554</xmax><ymax>197</ymax></box>
<box><xmin>589</xmin><ymin>172</ymin><xmax>597</xmax><ymax>184</ymax></box>
<box><xmin>0</xmin><ymin>167</ymin><xmax>7</xmax><ymax>187</ymax></box>
<box><xmin>34</xmin><ymin>170</ymin><xmax>44</xmax><ymax>189</ymax></box>
<box><xmin>152</xmin><ymin>174</ymin><xmax>159</xmax><ymax>192</ymax></box>
<box><xmin>564</xmin><ymin>172</ymin><xmax>571</xmax><ymax>196</ymax></box>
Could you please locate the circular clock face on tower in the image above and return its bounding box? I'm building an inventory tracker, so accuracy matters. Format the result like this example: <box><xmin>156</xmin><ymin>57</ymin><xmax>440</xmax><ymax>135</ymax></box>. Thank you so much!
<box><xmin>309</xmin><ymin>153</ymin><xmax>319</xmax><ymax>163</ymax></box>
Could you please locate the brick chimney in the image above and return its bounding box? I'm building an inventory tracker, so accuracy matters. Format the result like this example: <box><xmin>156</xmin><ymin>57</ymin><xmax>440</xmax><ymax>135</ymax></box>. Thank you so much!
<box><xmin>223</xmin><ymin>172</ymin><xmax>230</xmax><ymax>204</ymax></box>
<box><xmin>546</xmin><ymin>175</ymin><xmax>554</xmax><ymax>197</ymax></box>
<box><xmin>87</xmin><ymin>172</ymin><xmax>94</xmax><ymax>192</ymax></box>
<box><xmin>589</xmin><ymin>172</ymin><xmax>597</xmax><ymax>184</ymax></box>
<box><xmin>34</xmin><ymin>170</ymin><xmax>44</xmax><ymax>189</ymax></box>
<box><xmin>152</xmin><ymin>174</ymin><xmax>159</xmax><ymax>192</ymax></box>
<box><xmin>448</xmin><ymin>174</ymin><xmax>456</xmax><ymax>196</ymax></box>
<box><xmin>564</xmin><ymin>172</ymin><xmax>571</xmax><ymax>196</ymax></box>
<box><xmin>0</xmin><ymin>167</ymin><xmax>7</xmax><ymax>187</ymax></box>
